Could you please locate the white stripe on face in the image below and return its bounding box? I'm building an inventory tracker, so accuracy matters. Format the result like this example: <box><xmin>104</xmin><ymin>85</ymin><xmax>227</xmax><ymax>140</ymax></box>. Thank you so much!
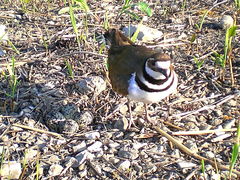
<box><xmin>139</xmin><ymin>69</ymin><xmax>173</xmax><ymax>89</ymax></box>
<box><xmin>155</xmin><ymin>61</ymin><xmax>171</xmax><ymax>69</ymax></box>
<box><xmin>145</xmin><ymin>66</ymin><xmax>166</xmax><ymax>80</ymax></box>
<box><xmin>146</xmin><ymin>60</ymin><xmax>171</xmax><ymax>79</ymax></box>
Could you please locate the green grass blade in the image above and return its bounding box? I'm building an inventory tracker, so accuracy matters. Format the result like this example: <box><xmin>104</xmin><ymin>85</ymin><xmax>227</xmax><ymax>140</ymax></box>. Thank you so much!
<box><xmin>229</xmin><ymin>124</ymin><xmax>240</xmax><ymax>177</ymax></box>
<box><xmin>74</xmin><ymin>0</ymin><xmax>90</xmax><ymax>12</ymax></box>
<box><xmin>131</xmin><ymin>20</ymin><xmax>143</xmax><ymax>42</ymax></box>
<box><xmin>8</xmin><ymin>40</ymin><xmax>20</xmax><ymax>55</ymax></box>
<box><xmin>136</xmin><ymin>2</ymin><xmax>152</xmax><ymax>17</ymax></box>
<box><xmin>198</xmin><ymin>10</ymin><xmax>209</xmax><ymax>31</ymax></box>
<box><xmin>65</xmin><ymin>59</ymin><xmax>74</xmax><ymax>79</ymax></box>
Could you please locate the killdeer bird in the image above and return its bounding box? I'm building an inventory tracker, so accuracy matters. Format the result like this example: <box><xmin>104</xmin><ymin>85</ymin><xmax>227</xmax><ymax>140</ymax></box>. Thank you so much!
<box><xmin>104</xmin><ymin>29</ymin><xmax>178</xmax><ymax>128</ymax></box>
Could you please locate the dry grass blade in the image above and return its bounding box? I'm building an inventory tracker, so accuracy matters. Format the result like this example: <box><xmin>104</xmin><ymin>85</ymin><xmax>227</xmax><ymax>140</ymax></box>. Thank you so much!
<box><xmin>172</xmin><ymin>128</ymin><xmax>237</xmax><ymax>136</ymax></box>
<box><xmin>153</xmin><ymin>126</ymin><xmax>240</xmax><ymax>176</ymax></box>
<box><xmin>12</xmin><ymin>123</ymin><xmax>64</xmax><ymax>139</ymax></box>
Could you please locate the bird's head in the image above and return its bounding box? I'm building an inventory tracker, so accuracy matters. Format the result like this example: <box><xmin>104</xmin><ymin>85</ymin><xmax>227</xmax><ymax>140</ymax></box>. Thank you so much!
<box><xmin>145</xmin><ymin>53</ymin><xmax>172</xmax><ymax>79</ymax></box>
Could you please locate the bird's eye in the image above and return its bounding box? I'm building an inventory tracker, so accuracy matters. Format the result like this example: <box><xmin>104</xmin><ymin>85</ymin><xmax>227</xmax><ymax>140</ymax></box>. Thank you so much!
<box><xmin>150</xmin><ymin>61</ymin><xmax>156</xmax><ymax>66</ymax></box>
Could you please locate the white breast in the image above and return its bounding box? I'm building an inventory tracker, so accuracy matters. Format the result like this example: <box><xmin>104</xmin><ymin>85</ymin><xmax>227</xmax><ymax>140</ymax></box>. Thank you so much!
<box><xmin>127</xmin><ymin>72</ymin><xmax>178</xmax><ymax>103</ymax></box>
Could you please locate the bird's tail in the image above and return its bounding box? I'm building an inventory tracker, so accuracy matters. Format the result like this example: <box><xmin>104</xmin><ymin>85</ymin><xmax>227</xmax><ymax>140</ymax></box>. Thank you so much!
<box><xmin>104</xmin><ymin>29</ymin><xmax>134</xmax><ymax>46</ymax></box>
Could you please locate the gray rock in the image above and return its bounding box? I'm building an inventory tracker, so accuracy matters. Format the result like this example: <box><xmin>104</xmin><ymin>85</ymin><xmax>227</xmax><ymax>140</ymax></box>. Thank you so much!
<box><xmin>184</xmin><ymin>140</ymin><xmax>198</xmax><ymax>153</ymax></box>
<box><xmin>76</xmin><ymin>150</ymin><xmax>95</xmax><ymax>165</ymax></box>
<box><xmin>108</xmin><ymin>142</ymin><xmax>120</xmax><ymax>149</ymax></box>
<box><xmin>24</xmin><ymin>148</ymin><xmax>38</xmax><ymax>161</ymax></box>
<box><xmin>0</xmin><ymin>48</ymin><xmax>5</xmax><ymax>56</ymax></box>
<box><xmin>78</xmin><ymin>169</ymin><xmax>87</xmax><ymax>178</ymax></box>
<box><xmin>109</xmin><ymin>157</ymin><xmax>120</xmax><ymax>164</ymax></box>
<box><xmin>132</xmin><ymin>142</ymin><xmax>147</xmax><ymax>150</ymax></box>
<box><xmin>182</xmin><ymin>115</ymin><xmax>197</xmax><ymax>122</ymax></box>
<box><xmin>142</xmin><ymin>163</ymin><xmax>157</xmax><ymax>173</ymax></box>
<box><xmin>227</xmin><ymin>99</ymin><xmax>237</xmax><ymax>107</ymax></box>
<box><xmin>118</xmin><ymin>150</ymin><xmax>139</xmax><ymax>160</ymax></box>
<box><xmin>122</xmin><ymin>25</ymin><xmax>163</xmax><ymax>42</ymax></box>
<box><xmin>76</xmin><ymin>76</ymin><xmax>106</xmax><ymax>95</ymax></box>
<box><xmin>0</xmin><ymin>24</ymin><xmax>8</xmax><ymax>41</ymax></box>
<box><xmin>133</xmin><ymin>162</ymin><xmax>142</xmax><ymax>172</ymax></box>
<box><xmin>114</xmin><ymin>117</ymin><xmax>128</xmax><ymax>130</ymax></box>
<box><xmin>112</xmin><ymin>131</ymin><xmax>124</xmax><ymax>139</ymax></box>
<box><xmin>205</xmin><ymin>151</ymin><xmax>215</xmax><ymax>159</ymax></box>
<box><xmin>49</xmin><ymin>155</ymin><xmax>61</xmax><ymax>163</ymax></box>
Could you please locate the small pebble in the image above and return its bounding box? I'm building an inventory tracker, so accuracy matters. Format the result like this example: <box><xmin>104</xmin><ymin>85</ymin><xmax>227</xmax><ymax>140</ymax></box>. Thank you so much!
<box><xmin>114</xmin><ymin>117</ymin><xmax>128</xmax><ymax>130</ymax></box>
<box><xmin>220</xmin><ymin>15</ymin><xmax>234</xmax><ymax>29</ymax></box>
<box><xmin>87</xmin><ymin>141</ymin><xmax>103</xmax><ymax>152</ymax></box>
<box><xmin>84</xmin><ymin>132</ymin><xmax>100</xmax><ymax>140</ymax></box>
<box><xmin>177</xmin><ymin>161</ymin><xmax>197</xmax><ymax>169</ymax></box>
<box><xmin>76</xmin><ymin>76</ymin><xmax>106</xmax><ymax>95</ymax></box>
<box><xmin>118</xmin><ymin>160</ymin><xmax>131</xmax><ymax>170</ymax></box>
<box><xmin>1</xmin><ymin>161</ymin><xmax>22</xmax><ymax>179</ymax></box>
<box><xmin>49</xmin><ymin>164</ymin><xmax>63</xmax><ymax>176</ymax></box>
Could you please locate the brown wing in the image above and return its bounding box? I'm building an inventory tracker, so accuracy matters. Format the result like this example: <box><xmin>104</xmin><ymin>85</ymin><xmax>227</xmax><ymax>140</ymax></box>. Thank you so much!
<box><xmin>108</xmin><ymin>45</ymin><xmax>156</xmax><ymax>95</ymax></box>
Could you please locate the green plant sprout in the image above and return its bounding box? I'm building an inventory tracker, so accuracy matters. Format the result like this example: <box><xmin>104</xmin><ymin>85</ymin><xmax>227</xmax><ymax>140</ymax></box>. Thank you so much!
<box><xmin>69</xmin><ymin>4</ymin><xmax>81</xmax><ymax>49</ymax></box>
<box><xmin>130</xmin><ymin>19</ymin><xmax>143</xmax><ymax>42</ymax></box>
<box><xmin>65</xmin><ymin>59</ymin><xmax>74</xmax><ymax>79</ymax></box>
<box><xmin>196</xmin><ymin>1</ymin><xmax>229</xmax><ymax>31</ymax></box>
<box><xmin>116</xmin><ymin>0</ymin><xmax>152</xmax><ymax>21</ymax></box>
<box><xmin>195</xmin><ymin>10</ymin><xmax>209</xmax><ymax>31</ymax></box>
<box><xmin>35</xmin><ymin>155</ymin><xmax>40</xmax><ymax>180</ymax></box>
<box><xmin>4</xmin><ymin>56</ymin><xmax>20</xmax><ymax>99</ymax></box>
<box><xmin>229</xmin><ymin>123</ymin><xmax>240</xmax><ymax>178</ymax></box>
<box><xmin>58</xmin><ymin>0</ymin><xmax>90</xmax><ymax>14</ymax></box>
<box><xmin>201</xmin><ymin>159</ymin><xmax>205</xmax><ymax>177</ymax></box>
<box><xmin>103</xmin><ymin>11</ymin><xmax>110</xmax><ymax>30</ymax></box>
<box><xmin>8</xmin><ymin>40</ymin><xmax>20</xmax><ymax>55</ymax></box>
<box><xmin>0</xmin><ymin>147</ymin><xmax>5</xmax><ymax>174</ymax></box>
<box><xmin>194</xmin><ymin>57</ymin><xmax>205</xmax><ymax>70</ymax></box>
<box><xmin>211</xmin><ymin>25</ymin><xmax>237</xmax><ymax>85</ymax></box>
<box><xmin>234</xmin><ymin>0</ymin><xmax>240</xmax><ymax>9</ymax></box>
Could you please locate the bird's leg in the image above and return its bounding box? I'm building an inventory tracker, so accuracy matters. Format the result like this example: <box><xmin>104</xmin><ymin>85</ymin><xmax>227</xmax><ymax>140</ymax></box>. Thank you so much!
<box><xmin>127</xmin><ymin>99</ymin><xmax>137</xmax><ymax>128</ymax></box>
<box><xmin>144</xmin><ymin>103</ymin><xmax>151</xmax><ymax>122</ymax></box>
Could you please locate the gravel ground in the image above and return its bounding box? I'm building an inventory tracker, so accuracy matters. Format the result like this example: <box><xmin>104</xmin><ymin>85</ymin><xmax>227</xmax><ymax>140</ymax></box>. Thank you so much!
<box><xmin>0</xmin><ymin>0</ymin><xmax>240</xmax><ymax>179</ymax></box>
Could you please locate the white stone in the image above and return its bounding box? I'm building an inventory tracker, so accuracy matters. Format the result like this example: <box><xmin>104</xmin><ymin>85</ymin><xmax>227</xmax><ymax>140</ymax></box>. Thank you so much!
<box><xmin>220</xmin><ymin>15</ymin><xmax>234</xmax><ymax>29</ymax></box>
<box><xmin>49</xmin><ymin>164</ymin><xmax>63</xmax><ymax>176</ymax></box>
<box><xmin>0</xmin><ymin>24</ymin><xmax>8</xmax><ymax>41</ymax></box>
<box><xmin>118</xmin><ymin>160</ymin><xmax>131</xmax><ymax>170</ymax></box>
<box><xmin>1</xmin><ymin>161</ymin><xmax>22</xmax><ymax>179</ymax></box>
<box><xmin>122</xmin><ymin>25</ymin><xmax>163</xmax><ymax>42</ymax></box>
<box><xmin>177</xmin><ymin>161</ymin><xmax>197</xmax><ymax>168</ymax></box>
<box><xmin>84</xmin><ymin>131</ymin><xmax>100</xmax><ymax>139</ymax></box>
<box><xmin>73</xmin><ymin>141</ymin><xmax>87</xmax><ymax>153</ymax></box>
<box><xmin>87</xmin><ymin>141</ymin><xmax>103</xmax><ymax>152</ymax></box>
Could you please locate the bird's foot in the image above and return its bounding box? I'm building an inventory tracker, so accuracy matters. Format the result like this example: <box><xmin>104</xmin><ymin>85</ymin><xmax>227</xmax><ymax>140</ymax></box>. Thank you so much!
<box><xmin>145</xmin><ymin>114</ymin><xmax>158</xmax><ymax>125</ymax></box>
<box><xmin>128</xmin><ymin>117</ymin><xmax>138</xmax><ymax>129</ymax></box>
